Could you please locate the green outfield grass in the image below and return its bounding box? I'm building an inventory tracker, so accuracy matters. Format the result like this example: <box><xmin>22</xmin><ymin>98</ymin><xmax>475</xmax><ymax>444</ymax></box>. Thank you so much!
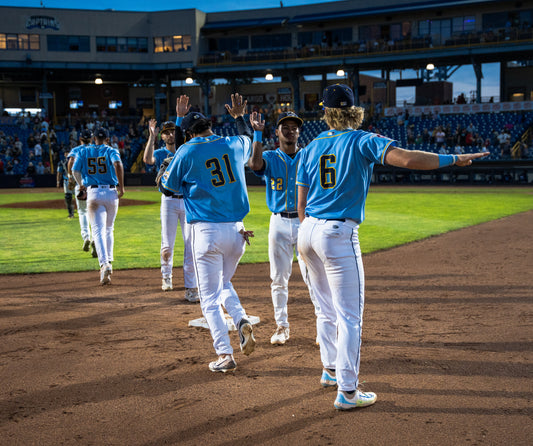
<box><xmin>0</xmin><ymin>186</ymin><xmax>531</xmax><ymax>274</ymax></box>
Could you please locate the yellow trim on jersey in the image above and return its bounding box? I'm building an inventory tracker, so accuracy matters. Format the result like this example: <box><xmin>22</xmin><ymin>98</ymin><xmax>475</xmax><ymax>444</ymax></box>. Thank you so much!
<box><xmin>186</xmin><ymin>136</ymin><xmax>225</xmax><ymax>146</ymax></box>
<box><xmin>314</xmin><ymin>130</ymin><xmax>353</xmax><ymax>140</ymax></box>
<box><xmin>380</xmin><ymin>140</ymin><xmax>395</xmax><ymax>165</ymax></box>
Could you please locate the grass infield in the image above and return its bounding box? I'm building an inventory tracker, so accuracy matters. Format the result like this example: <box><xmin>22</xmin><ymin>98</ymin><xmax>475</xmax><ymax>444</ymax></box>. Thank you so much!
<box><xmin>0</xmin><ymin>185</ymin><xmax>531</xmax><ymax>274</ymax></box>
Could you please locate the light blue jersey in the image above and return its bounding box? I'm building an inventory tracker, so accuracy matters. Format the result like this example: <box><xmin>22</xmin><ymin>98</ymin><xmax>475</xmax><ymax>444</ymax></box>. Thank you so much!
<box><xmin>161</xmin><ymin>134</ymin><xmax>251</xmax><ymax>223</ymax></box>
<box><xmin>72</xmin><ymin>143</ymin><xmax>121</xmax><ymax>186</ymax></box>
<box><xmin>296</xmin><ymin>129</ymin><xmax>395</xmax><ymax>223</ymax></box>
<box><xmin>255</xmin><ymin>149</ymin><xmax>301</xmax><ymax>213</ymax></box>
<box><xmin>152</xmin><ymin>147</ymin><xmax>173</xmax><ymax>168</ymax></box>
<box><xmin>67</xmin><ymin>144</ymin><xmax>87</xmax><ymax>184</ymax></box>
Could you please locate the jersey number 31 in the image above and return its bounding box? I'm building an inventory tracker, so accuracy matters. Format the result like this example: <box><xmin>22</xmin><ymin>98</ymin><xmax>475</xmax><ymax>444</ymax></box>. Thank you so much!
<box><xmin>206</xmin><ymin>154</ymin><xmax>236</xmax><ymax>187</ymax></box>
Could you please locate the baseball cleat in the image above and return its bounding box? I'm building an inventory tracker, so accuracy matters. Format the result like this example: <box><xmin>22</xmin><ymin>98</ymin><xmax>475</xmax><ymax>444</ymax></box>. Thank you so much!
<box><xmin>162</xmin><ymin>277</ymin><xmax>173</xmax><ymax>291</ymax></box>
<box><xmin>82</xmin><ymin>239</ymin><xmax>91</xmax><ymax>252</ymax></box>
<box><xmin>270</xmin><ymin>325</ymin><xmax>290</xmax><ymax>345</ymax></box>
<box><xmin>100</xmin><ymin>263</ymin><xmax>112</xmax><ymax>285</ymax></box>
<box><xmin>320</xmin><ymin>368</ymin><xmax>337</xmax><ymax>387</ymax></box>
<box><xmin>238</xmin><ymin>318</ymin><xmax>256</xmax><ymax>356</ymax></box>
<box><xmin>90</xmin><ymin>241</ymin><xmax>97</xmax><ymax>258</ymax></box>
<box><xmin>184</xmin><ymin>288</ymin><xmax>199</xmax><ymax>302</ymax></box>
<box><xmin>334</xmin><ymin>390</ymin><xmax>377</xmax><ymax>410</ymax></box>
<box><xmin>208</xmin><ymin>354</ymin><xmax>237</xmax><ymax>373</ymax></box>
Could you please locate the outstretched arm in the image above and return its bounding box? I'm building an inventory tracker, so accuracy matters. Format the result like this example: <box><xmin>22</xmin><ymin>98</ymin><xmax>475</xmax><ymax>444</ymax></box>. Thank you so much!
<box><xmin>384</xmin><ymin>146</ymin><xmax>490</xmax><ymax>170</ymax></box>
<box><xmin>248</xmin><ymin>111</ymin><xmax>266</xmax><ymax>171</ymax></box>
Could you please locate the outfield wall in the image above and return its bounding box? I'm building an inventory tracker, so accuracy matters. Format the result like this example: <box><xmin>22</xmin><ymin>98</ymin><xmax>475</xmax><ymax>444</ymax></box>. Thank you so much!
<box><xmin>1</xmin><ymin>162</ymin><xmax>531</xmax><ymax>189</ymax></box>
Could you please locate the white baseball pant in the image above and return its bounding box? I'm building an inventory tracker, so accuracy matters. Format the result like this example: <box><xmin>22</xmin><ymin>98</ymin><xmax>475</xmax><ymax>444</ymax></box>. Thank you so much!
<box><xmin>298</xmin><ymin>216</ymin><xmax>364</xmax><ymax>392</ymax></box>
<box><xmin>160</xmin><ymin>195</ymin><xmax>197</xmax><ymax>289</ymax></box>
<box><xmin>191</xmin><ymin>221</ymin><xmax>248</xmax><ymax>356</ymax></box>
<box><xmin>87</xmin><ymin>185</ymin><xmax>119</xmax><ymax>267</ymax></box>
<box><xmin>269</xmin><ymin>213</ymin><xmax>319</xmax><ymax>328</ymax></box>
<box><xmin>75</xmin><ymin>184</ymin><xmax>91</xmax><ymax>242</ymax></box>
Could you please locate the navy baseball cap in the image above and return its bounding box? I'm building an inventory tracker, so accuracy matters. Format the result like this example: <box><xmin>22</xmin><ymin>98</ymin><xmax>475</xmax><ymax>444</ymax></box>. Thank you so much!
<box><xmin>181</xmin><ymin>112</ymin><xmax>207</xmax><ymax>132</ymax></box>
<box><xmin>160</xmin><ymin>121</ymin><xmax>176</xmax><ymax>133</ymax></box>
<box><xmin>320</xmin><ymin>84</ymin><xmax>355</xmax><ymax>108</ymax></box>
<box><xmin>94</xmin><ymin>127</ymin><xmax>109</xmax><ymax>139</ymax></box>
<box><xmin>276</xmin><ymin>111</ymin><xmax>303</xmax><ymax>127</ymax></box>
<box><xmin>80</xmin><ymin>129</ymin><xmax>93</xmax><ymax>139</ymax></box>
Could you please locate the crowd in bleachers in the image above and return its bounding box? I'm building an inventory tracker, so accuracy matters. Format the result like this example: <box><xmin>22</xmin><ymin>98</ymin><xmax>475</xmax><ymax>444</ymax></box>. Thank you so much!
<box><xmin>0</xmin><ymin>112</ymin><xmax>148</xmax><ymax>176</ymax></box>
<box><xmin>369</xmin><ymin>109</ymin><xmax>533</xmax><ymax>160</ymax></box>
<box><xmin>1</xmin><ymin>107</ymin><xmax>532</xmax><ymax>177</ymax></box>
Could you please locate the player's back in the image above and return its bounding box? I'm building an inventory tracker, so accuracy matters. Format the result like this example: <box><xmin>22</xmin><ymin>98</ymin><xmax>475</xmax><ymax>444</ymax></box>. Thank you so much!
<box><xmin>176</xmin><ymin>134</ymin><xmax>251</xmax><ymax>223</ymax></box>
<box><xmin>74</xmin><ymin>143</ymin><xmax>120</xmax><ymax>186</ymax></box>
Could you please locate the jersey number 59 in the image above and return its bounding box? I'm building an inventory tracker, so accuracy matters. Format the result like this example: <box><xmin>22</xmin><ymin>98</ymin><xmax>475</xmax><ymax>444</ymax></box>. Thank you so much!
<box><xmin>320</xmin><ymin>154</ymin><xmax>336</xmax><ymax>189</ymax></box>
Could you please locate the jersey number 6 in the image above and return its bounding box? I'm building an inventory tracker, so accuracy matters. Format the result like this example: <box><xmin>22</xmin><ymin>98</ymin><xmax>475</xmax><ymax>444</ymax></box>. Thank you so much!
<box><xmin>205</xmin><ymin>154</ymin><xmax>236</xmax><ymax>187</ymax></box>
<box><xmin>320</xmin><ymin>154</ymin><xmax>336</xmax><ymax>189</ymax></box>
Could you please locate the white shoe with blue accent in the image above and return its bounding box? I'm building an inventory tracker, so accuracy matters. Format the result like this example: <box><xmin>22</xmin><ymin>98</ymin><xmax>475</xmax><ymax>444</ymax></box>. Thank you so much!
<box><xmin>334</xmin><ymin>390</ymin><xmax>377</xmax><ymax>410</ymax></box>
<box><xmin>320</xmin><ymin>369</ymin><xmax>337</xmax><ymax>387</ymax></box>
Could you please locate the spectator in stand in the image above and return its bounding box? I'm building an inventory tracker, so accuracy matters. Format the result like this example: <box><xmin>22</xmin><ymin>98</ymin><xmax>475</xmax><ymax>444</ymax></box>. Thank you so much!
<box><xmin>5</xmin><ymin>160</ymin><xmax>13</xmax><ymax>174</ymax></box>
<box><xmin>466</xmin><ymin>122</ymin><xmax>476</xmax><ymax>134</ymax></box>
<box><xmin>13</xmin><ymin>159</ymin><xmax>24</xmax><ymax>175</ymax></box>
<box><xmin>435</xmin><ymin>126</ymin><xmax>446</xmax><ymax>145</ymax></box>
<box><xmin>26</xmin><ymin>162</ymin><xmax>36</xmax><ymax>176</ymax></box>
<box><xmin>498</xmin><ymin>130</ymin><xmax>511</xmax><ymax>157</ymax></box>
<box><xmin>438</xmin><ymin>144</ymin><xmax>448</xmax><ymax>154</ymax></box>
<box><xmin>36</xmin><ymin>161</ymin><xmax>45</xmax><ymax>174</ymax></box>
<box><xmin>0</xmin><ymin>159</ymin><xmax>4</xmax><ymax>174</ymax></box>
<box><xmin>422</xmin><ymin>128</ymin><xmax>431</xmax><ymax>143</ymax></box>
<box><xmin>454</xmin><ymin>143</ymin><xmax>465</xmax><ymax>155</ymax></box>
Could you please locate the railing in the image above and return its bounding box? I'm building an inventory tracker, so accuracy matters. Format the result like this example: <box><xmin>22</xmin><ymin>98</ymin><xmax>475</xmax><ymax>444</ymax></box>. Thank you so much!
<box><xmin>199</xmin><ymin>28</ymin><xmax>533</xmax><ymax>66</ymax></box>
<box><xmin>511</xmin><ymin>127</ymin><xmax>532</xmax><ymax>159</ymax></box>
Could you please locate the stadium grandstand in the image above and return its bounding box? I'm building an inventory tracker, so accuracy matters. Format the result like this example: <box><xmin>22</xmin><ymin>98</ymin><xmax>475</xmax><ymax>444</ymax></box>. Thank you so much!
<box><xmin>0</xmin><ymin>0</ymin><xmax>532</xmax><ymax>187</ymax></box>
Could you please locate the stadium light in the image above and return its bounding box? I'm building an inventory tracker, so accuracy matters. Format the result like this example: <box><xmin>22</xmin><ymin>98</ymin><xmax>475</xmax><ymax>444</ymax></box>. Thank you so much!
<box><xmin>265</xmin><ymin>73</ymin><xmax>274</xmax><ymax>81</ymax></box>
<box><xmin>336</xmin><ymin>69</ymin><xmax>345</xmax><ymax>77</ymax></box>
<box><xmin>426</xmin><ymin>63</ymin><xmax>435</xmax><ymax>71</ymax></box>
<box><xmin>185</xmin><ymin>77</ymin><xmax>194</xmax><ymax>84</ymax></box>
<box><xmin>94</xmin><ymin>76</ymin><xmax>103</xmax><ymax>85</ymax></box>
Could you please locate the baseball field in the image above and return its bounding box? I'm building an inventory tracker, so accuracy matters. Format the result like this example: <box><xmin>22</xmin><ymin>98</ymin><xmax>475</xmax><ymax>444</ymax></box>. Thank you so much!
<box><xmin>0</xmin><ymin>185</ymin><xmax>532</xmax><ymax>445</ymax></box>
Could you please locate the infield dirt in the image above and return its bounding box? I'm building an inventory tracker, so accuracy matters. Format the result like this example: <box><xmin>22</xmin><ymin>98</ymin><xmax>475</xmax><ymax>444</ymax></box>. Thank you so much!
<box><xmin>0</xmin><ymin>211</ymin><xmax>531</xmax><ymax>445</ymax></box>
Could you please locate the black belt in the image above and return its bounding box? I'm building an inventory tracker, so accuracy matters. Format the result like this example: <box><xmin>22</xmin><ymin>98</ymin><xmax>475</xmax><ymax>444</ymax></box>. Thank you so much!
<box><xmin>275</xmin><ymin>211</ymin><xmax>298</xmax><ymax>218</ymax></box>
<box><xmin>172</xmin><ymin>194</ymin><xmax>183</xmax><ymax>199</ymax></box>
<box><xmin>328</xmin><ymin>218</ymin><xmax>345</xmax><ymax>222</ymax></box>
<box><xmin>90</xmin><ymin>184</ymin><xmax>115</xmax><ymax>188</ymax></box>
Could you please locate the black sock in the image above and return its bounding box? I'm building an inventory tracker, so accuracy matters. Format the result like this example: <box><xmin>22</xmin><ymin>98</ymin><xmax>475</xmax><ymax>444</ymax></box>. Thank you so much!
<box><xmin>345</xmin><ymin>390</ymin><xmax>356</xmax><ymax>396</ymax></box>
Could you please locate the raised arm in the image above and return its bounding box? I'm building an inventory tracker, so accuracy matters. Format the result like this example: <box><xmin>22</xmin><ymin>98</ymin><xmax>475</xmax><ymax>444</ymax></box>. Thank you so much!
<box><xmin>175</xmin><ymin>95</ymin><xmax>190</xmax><ymax>147</ymax></box>
<box><xmin>248</xmin><ymin>111</ymin><xmax>266</xmax><ymax>171</ymax></box>
<box><xmin>225</xmin><ymin>93</ymin><xmax>253</xmax><ymax>139</ymax></box>
<box><xmin>143</xmin><ymin>118</ymin><xmax>159</xmax><ymax>165</ymax></box>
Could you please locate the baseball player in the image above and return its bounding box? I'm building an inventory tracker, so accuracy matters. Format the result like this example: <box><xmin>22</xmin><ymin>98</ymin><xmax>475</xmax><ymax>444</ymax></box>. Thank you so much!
<box><xmin>56</xmin><ymin>154</ymin><xmax>75</xmax><ymax>219</ymax></box>
<box><xmin>72</xmin><ymin>127</ymin><xmax>125</xmax><ymax>285</ymax></box>
<box><xmin>160</xmin><ymin>94</ymin><xmax>256</xmax><ymax>374</ymax></box>
<box><xmin>248</xmin><ymin>111</ymin><xmax>319</xmax><ymax>345</ymax></box>
<box><xmin>296</xmin><ymin>84</ymin><xmax>489</xmax><ymax>410</ymax></box>
<box><xmin>143</xmin><ymin>95</ymin><xmax>199</xmax><ymax>302</ymax></box>
<box><xmin>67</xmin><ymin>129</ymin><xmax>97</xmax><ymax>257</ymax></box>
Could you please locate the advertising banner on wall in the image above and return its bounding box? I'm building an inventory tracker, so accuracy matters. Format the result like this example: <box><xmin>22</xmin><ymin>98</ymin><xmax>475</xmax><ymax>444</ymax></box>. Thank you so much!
<box><xmin>384</xmin><ymin>101</ymin><xmax>533</xmax><ymax>117</ymax></box>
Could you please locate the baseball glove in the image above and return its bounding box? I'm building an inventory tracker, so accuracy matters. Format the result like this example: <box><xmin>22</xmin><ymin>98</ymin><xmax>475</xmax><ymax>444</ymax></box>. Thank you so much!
<box><xmin>155</xmin><ymin>157</ymin><xmax>173</xmax><ymax>186</ymax></box>
<box><xmin>67</xmin><ymin>176</ymin><xmax>77</xmax><ymax>191</ymax></box>
<box><xmin>77</xmin><ymin>188</ymin><xmax>87</xmax><ymax>201</ymax></box>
